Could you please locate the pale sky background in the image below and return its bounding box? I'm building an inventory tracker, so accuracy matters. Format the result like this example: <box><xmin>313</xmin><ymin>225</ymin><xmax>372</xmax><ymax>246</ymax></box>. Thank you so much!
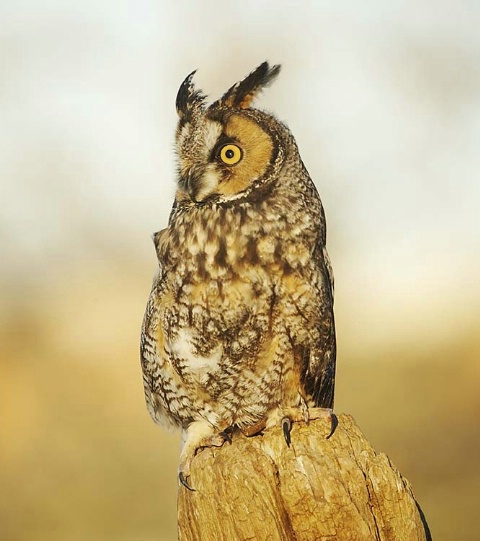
<box><xmin>1</xmin><ymin>0</ymin><xmax>479</xmax><ymax>348</ymax></box>
<box><xmin>1</xmin><ymin>3</ymin><xmax>480</xmax><ymax>540</ymax></box>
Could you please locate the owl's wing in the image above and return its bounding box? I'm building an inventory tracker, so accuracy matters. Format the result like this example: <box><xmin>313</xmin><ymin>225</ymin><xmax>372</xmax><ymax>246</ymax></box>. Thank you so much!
<box><xmin>140</xmin><ymin>228</ymin><xmax>177</xmax><ymax>428</ymax></box>
<box><xmin>140</xmin><ymin>276</ymin><xmax>162</xmax><ymax>409</ymax></box>
<box><xmin>301</xmin><ymin>245</ymin><xmax>336</xmax><ymax>409</ymax></box>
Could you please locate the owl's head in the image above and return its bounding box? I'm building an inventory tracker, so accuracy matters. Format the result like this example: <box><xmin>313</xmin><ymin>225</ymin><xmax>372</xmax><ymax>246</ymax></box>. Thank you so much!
<box><xmin>174</xmin><ymin>62</ymin><xmax>288</xmax><ymax>204</ymax></box>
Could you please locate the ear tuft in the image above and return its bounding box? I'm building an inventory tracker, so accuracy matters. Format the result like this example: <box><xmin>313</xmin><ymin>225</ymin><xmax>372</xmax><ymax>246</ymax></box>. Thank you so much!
<box><xmin>176</xmin><ymin>70</ymin><xmax>206</xmax><ymax>122</ymax></box>
<box><xmin>212</xmin><ymin>62</ymin><xmax>281</xmax><ymax>109</ymax></box>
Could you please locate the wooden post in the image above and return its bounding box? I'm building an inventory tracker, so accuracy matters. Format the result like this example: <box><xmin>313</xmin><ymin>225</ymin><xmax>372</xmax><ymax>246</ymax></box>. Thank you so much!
<box><xmin>178</xmin><ymin>414</ymin><xmax>431</xmax><ymax>541</ymax></box>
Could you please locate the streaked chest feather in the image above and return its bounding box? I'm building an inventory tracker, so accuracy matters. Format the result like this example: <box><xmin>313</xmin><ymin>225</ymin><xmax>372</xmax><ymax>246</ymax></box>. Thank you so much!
<box><xmin>155</xmin><ymin>198</ymin><xmax>314</xmax><ymax>283</ymax></box>
<box><xmin>153</xmin><ymin>198</ymin><xmax>321</xmax><ymax>378</ymax></box>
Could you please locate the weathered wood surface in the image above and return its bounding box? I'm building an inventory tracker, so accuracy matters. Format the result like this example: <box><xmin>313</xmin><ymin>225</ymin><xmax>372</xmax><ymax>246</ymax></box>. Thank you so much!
<box><xmin>178</xmin><ymin>413</ymin><xmax>431</xmax><ymax>541</ymax></box>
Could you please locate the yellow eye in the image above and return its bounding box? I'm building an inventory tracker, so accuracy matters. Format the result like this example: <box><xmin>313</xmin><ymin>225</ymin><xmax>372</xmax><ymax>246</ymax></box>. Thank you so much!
<box><xmin>219</xmin><ymin>144</ymin><xmax>242</xmax><ymax>165</ymax></box>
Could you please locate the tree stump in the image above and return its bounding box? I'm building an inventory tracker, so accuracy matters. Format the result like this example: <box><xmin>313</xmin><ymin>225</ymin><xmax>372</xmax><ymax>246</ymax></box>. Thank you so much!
<box><xmin>178</xmin><ymin>413</ymin><xmax>431</xmax><ymax>541</ymax></box>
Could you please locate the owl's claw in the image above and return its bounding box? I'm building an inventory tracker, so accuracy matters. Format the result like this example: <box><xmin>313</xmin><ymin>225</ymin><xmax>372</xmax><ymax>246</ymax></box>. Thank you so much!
<box><xmin>326</xmin><ymin>412</ymin><xmax>338</xmax><ymax>439</ymax></box>
<box><xmin>282</xmin><ymin>417</ymin><xmax>292</xmax><ymax>447</ymax></box>
<box><xmin>278</xmin><ymin>407</ymin><xmax>337</xmax><ymax>447</ymax></box>
<box><xmin>178</xmin><ymin>420</ymin><xmax>233</xmax><ymax>490</ymax></box>
<box><xmin>218</xmin><ymin>425</ymin><xmax>235</xmax><ymax>444</ymax></box>
<box><xmin>178</xmin><ymin>470</ymin><xmax>195</xmax><ymax>491</ymax></box>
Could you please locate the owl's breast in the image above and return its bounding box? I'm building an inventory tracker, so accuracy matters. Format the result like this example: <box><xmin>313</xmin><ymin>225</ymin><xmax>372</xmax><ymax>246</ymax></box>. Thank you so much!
<box><xmin>156</xmin><ymin>199</ymin><xmax>317</xmax><ymax>379</ymax></box>
<box><xmin>160</xmin><ymin>272</ymin><xmax>271</xmax><ymax>395</ymax></box>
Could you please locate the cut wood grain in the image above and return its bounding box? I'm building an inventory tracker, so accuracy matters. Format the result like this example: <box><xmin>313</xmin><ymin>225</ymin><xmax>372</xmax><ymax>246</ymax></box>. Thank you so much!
<box><xmin>178</xmin><ymin>413</ymin><xmax>431</xmax><ymax>541</ymax></box>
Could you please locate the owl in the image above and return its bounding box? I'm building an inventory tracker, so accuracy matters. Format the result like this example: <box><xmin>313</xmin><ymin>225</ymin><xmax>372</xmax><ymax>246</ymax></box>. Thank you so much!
<box><xmin>141</xmin><ymin>62</ymin><xmax>336</xmax><ymax>490</ymax></box>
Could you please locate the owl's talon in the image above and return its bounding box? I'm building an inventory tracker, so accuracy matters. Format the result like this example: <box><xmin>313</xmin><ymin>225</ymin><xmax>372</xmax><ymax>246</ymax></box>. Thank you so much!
<box><xmin>326</xmin><ymin>412</ymin><xmax>338</xmax><ymax>439</ymax></box>
<box><xmin>178</xmin><ymin>471</ymin><xmax>195</xmax><ymax>492</ymax></box>
<box><xmin>282</xmin><ymin>417</ymin><xmax>292</xmax><ymax>447</ymax></box>
<box><xmin>218</xmin><ymin>426</ymin><xmax>234</xmax><ymax>444</ymax></box>
<box><xmin>218</xmin><ymin>431</ymin><xmax>232</xmax><ymax>444</ymax></box>
<box><xmin>276</xmin><ymin>407</ymin><xmax>336</xmax><ymax>446</ymax></box>
<box><xmin>178</xmin><ymin>420</ymin><xmax>232</xmax><ymax>491</ymax></box>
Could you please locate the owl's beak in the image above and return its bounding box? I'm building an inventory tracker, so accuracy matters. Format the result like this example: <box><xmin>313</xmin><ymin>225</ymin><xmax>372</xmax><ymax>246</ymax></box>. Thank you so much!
<box><xmin>181</xmin><ymin>168</ymin><xmax>203</xmax><ymax>202</ymax></box>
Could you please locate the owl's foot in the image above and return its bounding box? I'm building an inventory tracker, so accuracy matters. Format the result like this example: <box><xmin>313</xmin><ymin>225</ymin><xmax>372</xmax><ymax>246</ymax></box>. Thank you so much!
<box><xmin>279</xmin><ymin>407</ymin><xmax>337</xmax><ymax>447</ymax></box>
<box><xmin>178</xmin><ymin>470</ymin><xmax>195</xmax><ymax>491</ymax></box>
<box><xmin>218</xmin><ymin>425</ymin><xmax>235</xmax><ymax>444</ymax></box>
<box><xmin>240</xmin><ymin>419</ymin><xmax>267</xmax><ymax>437</ymax></box>
<box><xmin>179</xmin><ymin>420</ymin><xmax>233</xmax><ymax>491</ymax></box>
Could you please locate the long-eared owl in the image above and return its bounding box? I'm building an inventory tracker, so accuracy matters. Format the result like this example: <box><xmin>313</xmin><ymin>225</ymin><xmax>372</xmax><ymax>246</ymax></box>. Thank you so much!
<box><xmin>141</xmin><ymin>62</ymin><xmax>336</xmax><ymax>489</ymax></box>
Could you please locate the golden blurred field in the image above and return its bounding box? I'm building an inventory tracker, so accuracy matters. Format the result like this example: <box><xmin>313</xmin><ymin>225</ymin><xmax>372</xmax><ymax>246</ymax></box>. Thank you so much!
<box><xmin>2</xmin><ymin>2</ymin><xmax>480</xmax><ymax>540</ymax></box>
<box><xmin>1</xmin><ymin>262</ymin><xmax>479</xmax><ymax>541</ymax></box>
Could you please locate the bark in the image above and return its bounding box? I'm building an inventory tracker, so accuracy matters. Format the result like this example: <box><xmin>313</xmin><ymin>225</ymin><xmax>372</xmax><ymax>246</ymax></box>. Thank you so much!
<box><xmin>178</xmin><ymin>413</ymin><xmax>431</xmax><ymax>541</ymax></box>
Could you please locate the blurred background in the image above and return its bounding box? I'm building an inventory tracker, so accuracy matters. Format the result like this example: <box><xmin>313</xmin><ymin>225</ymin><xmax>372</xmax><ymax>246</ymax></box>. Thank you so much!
<box><xmin>1</xmin><ymin>1</ymin><xmax>479</xmax><ymax>540</ymax></box>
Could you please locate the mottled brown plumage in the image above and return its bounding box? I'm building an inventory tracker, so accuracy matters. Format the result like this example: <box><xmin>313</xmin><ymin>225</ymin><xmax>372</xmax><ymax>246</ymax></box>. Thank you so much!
<box><xmin>141</xmin><ymin>62</ymin><xmax>336</xmax><ymax>488</ymax></box>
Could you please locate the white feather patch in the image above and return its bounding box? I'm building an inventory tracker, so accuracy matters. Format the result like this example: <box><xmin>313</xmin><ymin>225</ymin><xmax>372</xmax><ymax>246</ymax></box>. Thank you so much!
<box><xmin>203</xmin><ymin>120</ymin><xmax>223</xmax><ymax>151</ymax></box>
<box><xmin>171</xmin><ymin>329</ymin><xmax>222</xmax><ymax>379</ymax></box>
<box><xmin>196</xmin><ymin>164</ymin><xmax>220</xmax><ymax>201</ymax></box>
